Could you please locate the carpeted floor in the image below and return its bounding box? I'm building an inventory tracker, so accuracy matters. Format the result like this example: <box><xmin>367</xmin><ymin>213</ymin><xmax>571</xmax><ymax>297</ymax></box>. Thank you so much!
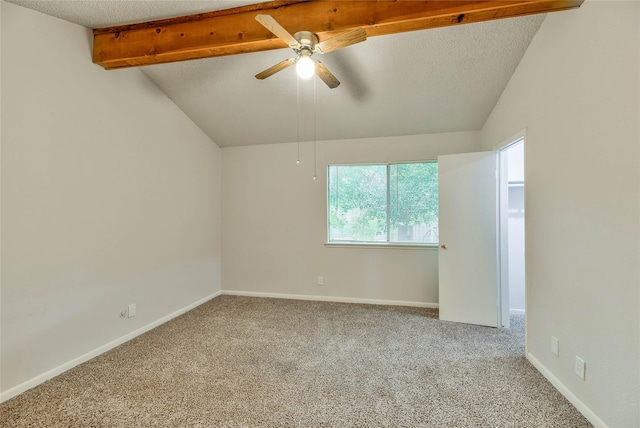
<box><xmin>1</xmin><ymin>295</ymin><xmax>591</xmax><ymax>427</ymax></box>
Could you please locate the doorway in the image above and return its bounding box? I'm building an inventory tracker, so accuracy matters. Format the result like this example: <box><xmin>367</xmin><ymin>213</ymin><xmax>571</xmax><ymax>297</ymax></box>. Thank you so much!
<box><xmin>498</xmin><ymin>137</ymin><xmax>525</xmax><ymax>329</ymax></box>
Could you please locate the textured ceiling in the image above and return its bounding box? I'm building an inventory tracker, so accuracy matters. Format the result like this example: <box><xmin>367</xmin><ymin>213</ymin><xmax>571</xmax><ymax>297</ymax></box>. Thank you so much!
<box><xmin>8</xmin><ymin>1</ymin><xmax>545</xmax><ymax>147</ymax></box>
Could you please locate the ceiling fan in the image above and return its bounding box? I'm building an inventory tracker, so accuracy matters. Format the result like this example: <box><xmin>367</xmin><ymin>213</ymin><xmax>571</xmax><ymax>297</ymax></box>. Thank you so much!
<box><xmin>254</xmin><ymin>14</ymin><xmax>367</xmax><ymax>89</ymax></box>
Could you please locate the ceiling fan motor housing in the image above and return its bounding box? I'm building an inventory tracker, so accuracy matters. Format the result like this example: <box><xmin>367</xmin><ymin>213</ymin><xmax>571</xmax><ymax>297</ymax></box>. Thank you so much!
<box><xmin>293</xmin><ymin>31</ymin><xmax>318</xmax><ymax>51</ymax></box>
<box><xmin>293</xmin><ymin>31</ymin><xmax>317</xmax><ymax>79</ymax></box>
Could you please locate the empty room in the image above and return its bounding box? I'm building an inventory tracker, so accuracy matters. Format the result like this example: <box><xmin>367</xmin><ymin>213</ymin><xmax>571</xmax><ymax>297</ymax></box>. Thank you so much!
<box><xmin>1</xmin><ymin>1</ymin><xmax>638</xmax><ymax>427</ymax></box>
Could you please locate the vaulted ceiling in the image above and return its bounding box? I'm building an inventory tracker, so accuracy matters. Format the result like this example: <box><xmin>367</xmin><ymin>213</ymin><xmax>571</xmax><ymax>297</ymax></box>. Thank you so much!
<box><xmin>8</xmin><ymin>1</ymin><xmax>582</xmax><ymax>147</ymax></box>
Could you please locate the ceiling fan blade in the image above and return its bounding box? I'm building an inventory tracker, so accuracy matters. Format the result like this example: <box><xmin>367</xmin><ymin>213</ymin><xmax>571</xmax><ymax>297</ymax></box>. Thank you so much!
<box><xmin>314</xmin><ymin>61</ymin><xmax>340</xmax><ymax>89</ymax></box>
<box><xmin>315</xmin><ymin>28</ymin><xmax>367</xmax><ymax>54</ymax></box>
<box><xmin>255</xmin><ymin>14</ymin><xmax>299</xmax><ymax>48</ymax></box>
<box><xmin>255</xmin><ymin>58</ymin><xmax>295</xmax><ymax>80</ymax></box>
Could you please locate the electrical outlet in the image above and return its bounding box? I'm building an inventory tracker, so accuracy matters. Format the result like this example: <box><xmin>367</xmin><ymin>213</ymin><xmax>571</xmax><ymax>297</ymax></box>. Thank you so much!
<box><xmin>575</xmin><ymin>356</ymin><xmax>586</xmax><ymax>380</ymax></box>
<box><xmin>551</xmin><ymin>336</ymin><xmax>559</xmax><ymax>356</ymax></box>
<box><xmin>128</xmin><ymin>303</ymin><xmax>136</xmax><ymax>318</ymax></box>
<box><xmin>317</xmin><ymin>276</ymin><xmax>324</xmax><ymax>286</ymax></box>
<box><xmin>120</xmin><ymin>309</ymin><xmax>128</xmax><ymax>318</ymax></box>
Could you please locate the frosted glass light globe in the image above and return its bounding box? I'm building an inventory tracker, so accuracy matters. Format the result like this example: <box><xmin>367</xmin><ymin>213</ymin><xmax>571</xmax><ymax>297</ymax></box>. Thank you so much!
<box><xmin>296</xmin><ymin>56</ymin><xmax>315</xmax><ymax>79</ymax></box>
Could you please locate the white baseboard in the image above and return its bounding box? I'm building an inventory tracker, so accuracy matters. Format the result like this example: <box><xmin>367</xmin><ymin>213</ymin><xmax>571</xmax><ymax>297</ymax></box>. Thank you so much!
<box><xmin>0</xmin><ymin>290</ymin><xmax>223</xmax><ymax>404</ymax></box>
<box><xmin>527</xmin><ymin>352</ymin><xmax>607</xmax><ymax>428</ymax></box>
<box><xmin>510</xmin><ymin>308</ymin><xmax>525</xmax><ymax>315</ymax></box>
<box><xmin>222</xmin><ymin>290</ymin><xmax>439</xmax><ymax>309</ymax></box>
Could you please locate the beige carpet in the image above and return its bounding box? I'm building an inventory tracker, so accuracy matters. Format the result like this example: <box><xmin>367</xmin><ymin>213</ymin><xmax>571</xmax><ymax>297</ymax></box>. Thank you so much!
<box><xmin>1</xmin><ymin>295</ymin><xmax>591</xmax><ymax>427</ymax></box>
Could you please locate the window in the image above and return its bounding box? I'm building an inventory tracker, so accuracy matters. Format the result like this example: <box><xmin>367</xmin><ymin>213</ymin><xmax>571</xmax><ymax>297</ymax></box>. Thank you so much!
<box><xmin>327</xmin><ymin>162</ymin><xmax>438</xmax><ymax>245</ymax></box>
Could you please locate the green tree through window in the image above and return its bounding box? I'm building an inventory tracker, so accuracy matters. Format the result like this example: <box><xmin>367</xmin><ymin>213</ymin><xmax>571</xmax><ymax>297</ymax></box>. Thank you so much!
<box><xmin>328</xmin><ymin>162</ymin><xmax>438</xmax><ymax>244</ymax></box>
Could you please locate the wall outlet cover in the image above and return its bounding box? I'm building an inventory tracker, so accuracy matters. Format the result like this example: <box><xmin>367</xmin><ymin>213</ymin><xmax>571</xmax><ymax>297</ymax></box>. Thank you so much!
<box><xmin>575</xmin><ymin>356</ymin><xmax>586</xmax><ymax>380</ymax></box>
<box><xmin>551</xmin><ymin>336</ymin><xmax>559</xmax><ymax>356</ymax></box>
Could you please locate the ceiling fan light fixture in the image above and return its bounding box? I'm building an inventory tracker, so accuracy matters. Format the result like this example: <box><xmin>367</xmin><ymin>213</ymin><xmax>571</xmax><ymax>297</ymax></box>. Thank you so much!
<box><xmin>296</xmin><ymin>53</ymin><xmax>315</xmax><ymax>79</ymax></box>
<box><xmin>255</xmin><ymin>15</ymin><xmax>366</xmax><ymax>88</ymax></box>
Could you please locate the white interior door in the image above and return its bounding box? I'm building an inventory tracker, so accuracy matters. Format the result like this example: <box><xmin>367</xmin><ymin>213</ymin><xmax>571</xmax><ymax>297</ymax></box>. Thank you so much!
<box><xmin>438</xmin><ymin>151</ymin><xmax>498</xmax><ymax>327</ymax></box>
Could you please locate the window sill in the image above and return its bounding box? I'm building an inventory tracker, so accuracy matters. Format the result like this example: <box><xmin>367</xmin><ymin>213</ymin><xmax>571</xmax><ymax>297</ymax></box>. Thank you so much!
<box><xmin>324</xmin><ymin>242</ymin><xmax>438</xmax><ymax>250</ymax></box>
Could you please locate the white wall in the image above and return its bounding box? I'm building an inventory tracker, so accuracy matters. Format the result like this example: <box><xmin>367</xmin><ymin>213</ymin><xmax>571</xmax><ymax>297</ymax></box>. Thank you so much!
<box><xmin>506</xmin><ymin>142</ymin><xmax>525</xmax><ymax>312</ymax></box>
<box><xmin>1</xmin><ymin>2</ymin><xmax>222</xmax><ymax>396</ymax></box>
<box><xmin>222</xmin><ymin>132</ymin><xmax>480</xmax><ymax>305</ymax></box>
<box><xmin>507</xmin><ymin>184</ymin><xmax>525</xmax><ymax>312</ymax></box>
<box><xmin>481</xmin><ymin>1</ymin><xmax>639</xmax><ymax>426</ymax></box>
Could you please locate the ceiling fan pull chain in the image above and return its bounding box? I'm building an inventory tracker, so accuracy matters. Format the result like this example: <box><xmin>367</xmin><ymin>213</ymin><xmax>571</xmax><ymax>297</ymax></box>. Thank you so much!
<box><xmin>313</xmin><ymin>76</ymin><xmax>317</xmax><ymax>181</ymax></box>
<box><xmin>296</xmin><ymin>74</ymin><xmax>301</xmax><ymax>166</ymax></box>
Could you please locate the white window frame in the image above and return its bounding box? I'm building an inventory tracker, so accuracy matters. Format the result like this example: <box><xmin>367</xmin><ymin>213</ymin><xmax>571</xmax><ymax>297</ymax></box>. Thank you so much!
<box><xmin>325</xmin><ymin>161</ymin><xmax>439</xmax><ymax>249</ymax></box>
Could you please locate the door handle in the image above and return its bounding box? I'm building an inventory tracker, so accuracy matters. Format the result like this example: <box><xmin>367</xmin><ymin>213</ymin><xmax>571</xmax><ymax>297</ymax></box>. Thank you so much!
<box><xmin>440</xmin><ymin>243</ymin><xmax>447</xmax><ymax>250</ymax></box>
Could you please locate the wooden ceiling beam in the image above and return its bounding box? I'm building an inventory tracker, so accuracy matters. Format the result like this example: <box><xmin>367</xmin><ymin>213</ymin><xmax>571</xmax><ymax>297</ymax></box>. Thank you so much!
<box><xmin>93</xmin><ymin>0</ymin><xmax>583</xmax><ymax>70</ymax></box>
